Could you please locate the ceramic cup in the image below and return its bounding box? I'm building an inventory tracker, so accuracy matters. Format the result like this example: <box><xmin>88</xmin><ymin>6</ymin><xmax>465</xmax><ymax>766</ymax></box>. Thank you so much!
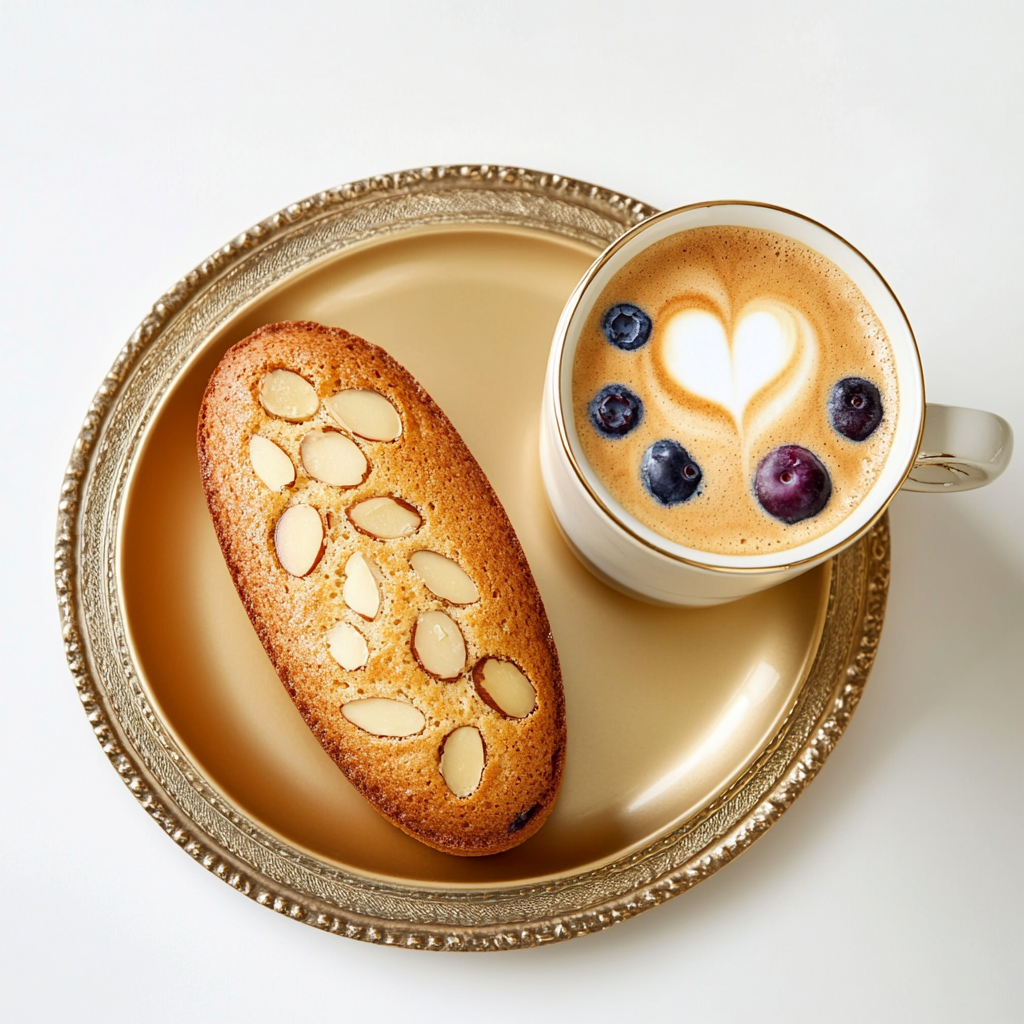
<box><xmin>540</xmin><ymin>201</ymin><xmax>1013</xmax><ymax>607</ymax></box>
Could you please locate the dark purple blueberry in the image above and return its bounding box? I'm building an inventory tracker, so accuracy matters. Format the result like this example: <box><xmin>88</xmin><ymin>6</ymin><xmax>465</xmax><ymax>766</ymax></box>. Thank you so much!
<box><xmin>601</xmin><ymin>303</ymin><xmax>652</xmax><ymax>350</ymax></box>
<box><xmin>641</xmin><ymin>440</ymin><xmax>703</xmax><ymax>506</ymax></box>
<box><xmin>754</xmin><ymin>445</ymin><xmax>832</xmax><ymax>524</ymax></box>
<box><xmin>588</xmin><ymin>383</ymin><xmax>644</xmax><ymax>437</ymax></box>
<box><xmin>508</xmin><ymin>804</ymin><xmax>541</xmax><ymax>833</ymax></box>
<box><xmin>828</xmin><ymin>377</ymin><xmax>883</xmax><ymax>441</ymax></box>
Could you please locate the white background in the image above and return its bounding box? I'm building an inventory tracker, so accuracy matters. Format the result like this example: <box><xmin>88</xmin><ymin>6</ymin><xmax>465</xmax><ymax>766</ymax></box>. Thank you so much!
<box><xmin>2</xmin><ymin>2</ymin><xmax>1021</xmax><ymax>1020</ymax></box>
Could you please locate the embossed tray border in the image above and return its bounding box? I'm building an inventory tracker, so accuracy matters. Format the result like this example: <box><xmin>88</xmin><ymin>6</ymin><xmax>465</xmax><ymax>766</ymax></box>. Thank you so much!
<box><xmin>54</xmin><ymin>165</ymin><xmax>889</xmax><ymax>951</ymax></box>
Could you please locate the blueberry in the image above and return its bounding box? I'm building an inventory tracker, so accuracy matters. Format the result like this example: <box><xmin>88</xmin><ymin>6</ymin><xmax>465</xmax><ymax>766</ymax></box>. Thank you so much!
<box><xmin>641</xmin><ymin>440</ymin><xmax>703</xmax><ymax>506</ymax></box>
<box><xmin>601</xmin><ymin>303</ymin><xmax>652</xmax><ymax>350</ymax></box>
<box><xmin>754</xmin><ymin>445</ymin><xmax>832</xmax><ymax>524</ymax></box>
<box><xmin>508</xmin><ymin>804</ymin><xmax>541</xmax><ymax>834</ymax></box>
<box><xmin>828</xmin><ymin>377</ymin><xmax>883</xmax><ymax>441</ymax></box>
<box><xmin>589</xmin><ymin>384</ymin><xmax>644</xmax><ymax>437</ymax></box>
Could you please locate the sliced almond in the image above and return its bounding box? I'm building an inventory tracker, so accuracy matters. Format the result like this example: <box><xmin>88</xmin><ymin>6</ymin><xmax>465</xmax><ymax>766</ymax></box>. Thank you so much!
<box><xmin>473</xmin><ymin>658</ymin><xmax>536</xmax><ymax>718</ymax></box>
<box><xmin>274</xmin><ymin>504</ymin><xmax>324</xmax><ymax>577</ymax></box>
<box><xmin>412</xmin><ymin>610</ymin><xmax>466</xmax><ymax>680</ymax></box>
<box><xmin>342</xmin><ymin>698</ymin><xmax>424</xmax><ymax>737</ymax></box>
<box><xmin>440</xmin><ymin>726</ymin><xmax>485</xmax><ymax>798</ymax></box>
<box><xmin>347</xmin><ymin>496</ymin><xmax>421</xmax><ymax>539</ymax></box>
<box><xmin>299</xmin><ymin>428</ymin><xmax>368</xmax><ymax>487</ymax></box>
<box><xmin>249</xmin><ymin>435</ymin><xmax>295</xmax><ymax>491</ymax></box>
<box><xmin>326</xmin><ymin>622</ymin><xmax>369</xmax><ymax>670</ymax></box>
<box><xmin>409</xmin><ymin>550</ymin><xmax>479</xmax><ymax>605</ymax></box>
<box><xmin>325</xmin><ymin>389</ymin><xmax>402</xmax><ymax>441</ymax></box>
<box><xmin>343</xmin><ymin>551</ymin><xmax>380</xmax><ymax>620</ymax></box>
<box><xmin>259</xmin><ymin>369</ymin><xmax>318</xmax><ymax>421</ymax></box>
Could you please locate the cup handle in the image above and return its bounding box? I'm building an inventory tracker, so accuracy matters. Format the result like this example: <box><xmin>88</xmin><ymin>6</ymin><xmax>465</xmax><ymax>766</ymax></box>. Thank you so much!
<box><xmin>901</xmin><ymin>403</ymin><xmax>1013</xmax><ymax>492</ymax></box>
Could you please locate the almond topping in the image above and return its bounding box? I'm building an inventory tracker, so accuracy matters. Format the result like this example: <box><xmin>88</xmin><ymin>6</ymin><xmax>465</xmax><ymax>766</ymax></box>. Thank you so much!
<box><xmin>440</xmin><ymin>727</ymin><xmax>485</xmax><ymax>797</ymax></box>
<box><xmin>259</xmin><ymin>369</ymin><xmax>318</xmax><ymax>421</ymax></box>
<box><xmin>249</xmin><ymin>435</ymin><xmax>295</xmax><ymax>491</ymax></box>
<box><xmin>342</xmin><ymin>698</ymin><xmax>424</xmax><ymax>737</ymax></box>
<box><xmin>326</xmin><ymin>622</ymin><xmax>369</xmax><ymax>670</ymax></box>
<box><xmin>343</xmin><ymin>551</ymin><xmax>380</xmax><ymax>620</ymax></box>
<box><xmin>325</xmin><ymin>389</ymin><xmax>402</xmax><ymax>441</ymax></box>
<box><xmin>473</xmin><ymin>658</ymin><xmax>536</xmax><ymax>718</ymax></box>
<box><xmin>347</xmin><ymin>497</ymin><xmax>421</xmax><ymax>539</ymax></box>
<box><xmin>409</xmin><ymin>550</ymin><xmax>479</xmax><ymax>604</ymax></box>
<box><xmin>273</xmin><ymin>504</ymin><xmax>324</xmax><ymax>577</ymax></box>
<box><xmin>300</xmin><ymin>428</ymin><xmax>368</xmax><ymax>487</ymax></box>
<box><xmin>412</xmin><ymin>610</ymin><xmax>466</xmax><ymax>679</ymax></box>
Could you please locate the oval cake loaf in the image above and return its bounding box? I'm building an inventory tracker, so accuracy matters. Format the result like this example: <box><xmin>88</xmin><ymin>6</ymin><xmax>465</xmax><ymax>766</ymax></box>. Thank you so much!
<box><xmin>197</xmin><ymin>321</ymin><xmax>565</xmax><ymax>855</ymax></box>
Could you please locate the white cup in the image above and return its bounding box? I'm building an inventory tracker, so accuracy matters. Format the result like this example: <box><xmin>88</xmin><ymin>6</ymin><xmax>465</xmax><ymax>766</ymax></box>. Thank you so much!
<box><xmin>540</xmin><ymin>201</ymin><xmax>1013</xmax><ymax>607</ymax></box>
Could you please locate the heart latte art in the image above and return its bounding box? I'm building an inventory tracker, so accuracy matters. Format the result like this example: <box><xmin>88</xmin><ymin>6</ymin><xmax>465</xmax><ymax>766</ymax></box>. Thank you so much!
<box><xmin>572</xmin><ymin>225</ymin><xmax>899</xmax><ymax>556</ymax></box>
<box><xmin>659</xmin><ymin>302</ymin><xmax>816</xmax><ymax>429</ymax></box>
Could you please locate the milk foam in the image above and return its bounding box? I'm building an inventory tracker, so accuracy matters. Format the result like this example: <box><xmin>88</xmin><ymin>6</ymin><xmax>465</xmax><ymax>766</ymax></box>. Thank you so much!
<box><xmin>571</xmin><ymin>226</ymin><xmax>899</xmax><ymax>556</ymax></box>
<box><xmin>660</xmin><ymin>301</ymin><xmax>815</xmax><ymax>427</ymax></box>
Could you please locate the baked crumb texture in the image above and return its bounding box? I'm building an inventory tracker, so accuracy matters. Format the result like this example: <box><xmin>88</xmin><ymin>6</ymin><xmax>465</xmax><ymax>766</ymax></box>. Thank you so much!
<box><xmin>197</xmin><ymin>321</ymin><xmax>565</xmax><ymax>856</ymax></box>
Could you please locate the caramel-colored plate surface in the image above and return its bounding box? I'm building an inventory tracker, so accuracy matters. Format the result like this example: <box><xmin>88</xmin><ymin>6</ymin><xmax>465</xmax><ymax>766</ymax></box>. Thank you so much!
<box><xmin>61</xmin><ymin>169</ymin><xmax>886</xmax><ymax>946</ymax></box>
<box><xmin>120</xmin><ymin>223</ymin><xmax>829</xmax><ymax>886</ymax></box>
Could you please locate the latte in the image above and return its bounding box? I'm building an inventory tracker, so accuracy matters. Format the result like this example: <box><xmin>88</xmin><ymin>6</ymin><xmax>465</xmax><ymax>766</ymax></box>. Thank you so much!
<box><xmin>571</xmin><ymin>225</ymin><xmax>899</xmax><ymax>556</ymax></box>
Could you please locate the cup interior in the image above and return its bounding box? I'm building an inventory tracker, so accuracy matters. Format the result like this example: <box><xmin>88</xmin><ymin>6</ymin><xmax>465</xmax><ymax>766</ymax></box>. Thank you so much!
<box><xmin>554</xmin><ymin>201</ymin><xmax>925</xmax><ymax>571</ymax></box>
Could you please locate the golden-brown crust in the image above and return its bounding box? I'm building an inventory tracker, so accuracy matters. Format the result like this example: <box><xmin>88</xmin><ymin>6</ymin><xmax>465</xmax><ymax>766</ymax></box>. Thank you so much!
<box><xmin>197</xmin><ymin>321</ymin><xmax>565</xmax><ymax>855</ymax></box>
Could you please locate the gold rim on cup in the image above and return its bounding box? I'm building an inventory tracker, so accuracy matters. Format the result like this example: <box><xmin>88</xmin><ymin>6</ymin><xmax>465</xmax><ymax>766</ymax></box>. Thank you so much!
<box><xmin>550</xmin><ymin>199</ymin><xmax>926</xmax><ymax>575</ymax></box>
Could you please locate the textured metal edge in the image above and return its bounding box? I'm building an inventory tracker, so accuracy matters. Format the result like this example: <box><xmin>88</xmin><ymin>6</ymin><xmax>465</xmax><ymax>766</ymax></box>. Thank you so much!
<box><xmin>55</xmin><ymin>164</ymin><xmax>889</xmax><ymax>951</ymax></box>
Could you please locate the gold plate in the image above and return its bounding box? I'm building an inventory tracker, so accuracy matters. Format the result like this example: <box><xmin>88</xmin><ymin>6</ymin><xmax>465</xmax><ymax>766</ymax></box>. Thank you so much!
<box><xmin>56</xmin><ymin>165</ymin><xmax>889</xmax><ymax>949</ymax></box>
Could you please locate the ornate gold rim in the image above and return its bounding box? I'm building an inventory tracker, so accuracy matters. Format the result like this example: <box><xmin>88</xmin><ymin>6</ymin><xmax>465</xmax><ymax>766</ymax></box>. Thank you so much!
<box><xmin>54</xmin><ymin>165</ymin><xmax>889</xmax><ymax>950</ymax></box>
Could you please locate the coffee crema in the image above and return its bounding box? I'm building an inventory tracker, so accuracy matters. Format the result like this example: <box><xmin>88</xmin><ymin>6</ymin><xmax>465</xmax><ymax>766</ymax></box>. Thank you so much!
<box><xmin>571</xmin><ymin>225</ymin><xmax>899</xmax><ymax>556</ymax></box>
